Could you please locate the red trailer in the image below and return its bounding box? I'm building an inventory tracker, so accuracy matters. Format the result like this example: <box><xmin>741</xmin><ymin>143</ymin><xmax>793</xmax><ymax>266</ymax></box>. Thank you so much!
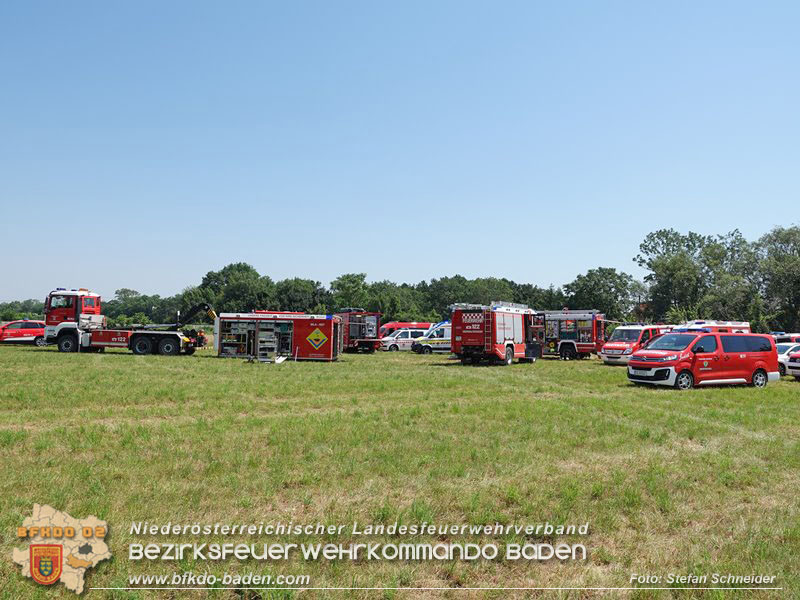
<box><xmin>334</xmin><ymin>308</ymin><xmax>382</xmax><ymax>352</ymax></box>
<box><xmin>214</xmin><ymin>311</ymin><xmax>342</xmax><ymax>361</ymax></box>
<box><xmin>541</xmin><ymin>310</ymin><xmax>607</xmax><ymax>360</ymax></box>
<box><xmin>451</xmin><ymin>302</ymin><xmax>543</xmax><ymax>366</ymax></box>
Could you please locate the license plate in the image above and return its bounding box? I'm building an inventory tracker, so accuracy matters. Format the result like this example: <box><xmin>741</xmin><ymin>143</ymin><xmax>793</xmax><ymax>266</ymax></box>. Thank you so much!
<box><xmin>630</xmin><ymin>369</ymin><xmax>649</xmax><ymax>376</ymax></box>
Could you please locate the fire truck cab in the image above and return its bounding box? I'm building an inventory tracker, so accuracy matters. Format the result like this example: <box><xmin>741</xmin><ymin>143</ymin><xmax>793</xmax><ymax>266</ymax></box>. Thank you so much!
<box><xmin>451</xmin><ymin>302</ymin><xmax>543</xmax><ymax>366</ymax></box>
<box><xmin>541</xmin><ymin>310</ymin><xmax>607</xmax><ymax>360</ymax></box>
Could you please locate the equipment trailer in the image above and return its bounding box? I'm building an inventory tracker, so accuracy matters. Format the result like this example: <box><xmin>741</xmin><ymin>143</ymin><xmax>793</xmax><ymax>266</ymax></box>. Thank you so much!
<box><xmin>43</xmin><ymin>288</ymin><xmax>216</xmax><ymax>355</ymax></box>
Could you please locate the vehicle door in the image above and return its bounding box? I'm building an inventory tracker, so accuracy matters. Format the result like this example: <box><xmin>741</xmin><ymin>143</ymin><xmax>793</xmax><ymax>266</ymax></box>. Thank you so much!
<box><xmin>1</xmin><ymin>322</ymin><xmax>23</xmax><ymax>341</ymax></box>
<box><xmin>638</xmin><ymin>328</ymin><xmax>652</xmax><ymax>351</ymax></box>
<box><xmin>23</xmin><ymin>322</ymin><xmax>42</xmax><ymax>341</ymax></box>
<box><xmin>394</xmin><ymin>330</ymin><xmax>411</xmax><ymax>348</ymax></box>
<box><xmin>6</xmin><ymin>322</ymin><xmax>27</xmax><ymax>341</ymax></box>
<box><xmin>719</xmin><ymin>335</ymin><xmax>749</xmax><ymax>380</ymax></box>
<box><xmin>690</xmin><ymin>334</ymin><xmax>721</xmax><ymax>383</ymax></box>
<box><xmin>47</xmin><ymin>295</ymin><xmax>76</xmax><ymax>325</ymax></box>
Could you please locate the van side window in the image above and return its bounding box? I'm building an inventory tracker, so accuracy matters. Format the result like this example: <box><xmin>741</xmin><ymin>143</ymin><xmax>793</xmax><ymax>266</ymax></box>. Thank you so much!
<box><xmin>720</xmin><ymin>335</ymin><xmax>749</xmax><ymax>353</ymax></box>
<box><xmin>746</xmin><ymin>336</ymin><xmax>772</xmax><ymax>352</ymax></box>
<box><xmin>693</xmin><ymin>335</ymin><xmax>717</xmax><ymax>353</ymax></box>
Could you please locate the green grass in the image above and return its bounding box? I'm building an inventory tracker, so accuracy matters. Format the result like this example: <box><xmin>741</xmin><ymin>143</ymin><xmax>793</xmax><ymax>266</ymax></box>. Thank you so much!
<box><xmin>0</xmin><ymin>345</ymin><xmax>798</xmax><ymax>598</ymax></box>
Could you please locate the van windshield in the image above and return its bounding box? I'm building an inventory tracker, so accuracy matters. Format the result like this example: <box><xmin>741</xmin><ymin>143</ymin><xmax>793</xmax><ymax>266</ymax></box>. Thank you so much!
<box><xmin>609</xmin><ymin>329</ymin><xmax>640</xmax><ymax>342</ymax></box>
<box><xmin>646</xmin><ymin>333</ymin><xmax>697</xmax><ymax>351</ymax></box>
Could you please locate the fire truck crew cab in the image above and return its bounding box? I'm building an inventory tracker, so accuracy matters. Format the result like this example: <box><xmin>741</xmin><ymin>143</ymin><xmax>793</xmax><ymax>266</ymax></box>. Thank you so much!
<box><xmin>627</xmin><ymin>329</ymin><xmax>779</xmax><ymax>390</ymax></box>
<box><xmin>599</xmin><ymin>324</ymin><xmax>672</xmax><ymax>365</ymax></box>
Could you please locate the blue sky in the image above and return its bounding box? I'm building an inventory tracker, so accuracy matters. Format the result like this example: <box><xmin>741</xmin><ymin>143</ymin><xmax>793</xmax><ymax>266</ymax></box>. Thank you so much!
<box><xmin>1</xmin><ymin>1</ymin><xmax>798</xmax><ymax>301</ymax></box>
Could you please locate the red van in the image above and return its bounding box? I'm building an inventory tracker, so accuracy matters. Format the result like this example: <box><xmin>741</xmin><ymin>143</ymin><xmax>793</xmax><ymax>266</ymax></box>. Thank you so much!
<box><xmin>627</xmin><ymin>331</ymin><xmax>779</xmax><ymax>390</ymax></box>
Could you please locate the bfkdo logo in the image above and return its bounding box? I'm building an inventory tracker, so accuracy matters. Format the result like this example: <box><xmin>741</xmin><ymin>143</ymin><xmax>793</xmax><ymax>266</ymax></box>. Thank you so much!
<box><xmin>31</xmin><ymin>545</ymin><xmax>62</xmax><ymax>585</ymax></box>
<box><xmin>12</xmin><ymin>504</ymin><xmax>111</xmax><ymax>595</ymax></box>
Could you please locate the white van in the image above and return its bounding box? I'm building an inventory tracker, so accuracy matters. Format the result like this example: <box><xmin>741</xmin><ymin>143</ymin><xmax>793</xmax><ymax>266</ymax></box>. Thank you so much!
<box><xmin>381</xmin><ymin>328</ymin><xmax>428</xmax><ymax>351</ymax></box>
<box><xmin>412</xmin><ymin>322</ymin><xmax>451</xmax><ymax>354</ymax></box>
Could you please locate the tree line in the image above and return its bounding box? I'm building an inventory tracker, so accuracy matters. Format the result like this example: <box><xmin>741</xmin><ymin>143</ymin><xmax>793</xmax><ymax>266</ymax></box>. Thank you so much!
<box><xmin>2</xmin><ymin>226</ymin><xmax>799</xmax><ymax>332</ymax></box>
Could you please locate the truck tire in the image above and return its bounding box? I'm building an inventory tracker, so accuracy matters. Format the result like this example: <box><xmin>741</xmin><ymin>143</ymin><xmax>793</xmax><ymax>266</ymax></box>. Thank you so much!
<box><xmin>34</xmin><ymin>336</ymin><xmax>46</xmax><ymax>347</ymax></box>
<box><xmin>184</xmin><ymin>346</ymin><xmax>196</xmax><ymax>356</ymax></box>
<box><xmin>132</xmin><ymin>336</ymin><xmax>153</xmax><ymax>355</ymax></box>
<box><xmin>779</xmin><ymin>363</ymin><xmax>786</xmax><ymax>377</ymax></box>
<box><xmin>503</xmin><ymin>346</ymin><xmax>514</xmax><ymax>366</ymax></box>
<box><xmin>57</xmin><ymin>334</ymin><xmax>78</xmax><ymax>353</ymax></box>
<box><xmin>422</xmin><ymin>346</ymin><xmax>432</xmax><ymax>355</ymax></box>
<box><xmin>158</xmin><ymin>337</ymin><xmax>180</xmax><ymax>356</ymax></box>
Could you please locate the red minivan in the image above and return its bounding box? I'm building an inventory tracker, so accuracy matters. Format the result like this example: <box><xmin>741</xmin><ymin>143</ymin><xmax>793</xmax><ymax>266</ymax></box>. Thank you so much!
<box><xmin>627</xmin><ymin>330</ymin><xmax>779</xmax><ymax>390</ymax></box>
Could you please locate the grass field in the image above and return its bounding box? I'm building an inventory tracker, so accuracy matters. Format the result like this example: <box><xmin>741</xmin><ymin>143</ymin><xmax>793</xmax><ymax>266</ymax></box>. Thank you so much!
<box><xmin>1</xmin><ymin>345</ymin><xmax>798</xmax><ymax>599</ymax></box>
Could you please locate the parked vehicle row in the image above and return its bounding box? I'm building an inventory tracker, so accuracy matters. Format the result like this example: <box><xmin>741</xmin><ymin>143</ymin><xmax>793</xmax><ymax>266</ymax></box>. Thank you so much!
<box><xmin>9</xmin><ymin>287</ymin><xmax>800</xmax><ymax>389</ymax></box>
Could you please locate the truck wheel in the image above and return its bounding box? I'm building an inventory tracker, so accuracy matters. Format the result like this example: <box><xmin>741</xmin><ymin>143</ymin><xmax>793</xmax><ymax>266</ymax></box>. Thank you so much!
<box><xmin>184</xmin><ymin>346</ymin><xmax>196</xmax><ymax>356</ymax></box>
<box><xmin>57</xmin><ymin>334</ymin><xmax>78</xmax><ymax>353</ymax></box>
<box><xmin>158</xmin><ymin>337</ymin><xmax>180</xmax><ymax>356</ymax></box>
<box><xmin>422</xmin><ymin>346</ymin><xmax>432</xmax><ymax>354</ymax></box>
<box><xmin>461</xmin><ymin>356</ymin><xmax>470</xmax><ymax>365</ymax></box>
<box><xmin>751</xmin><ymin>369</ymin><xmax>768</xmax><ymax>388</ymax></box>
<box><xmin>674</xmin><ymin>370</ymin><xmax>694</xmax><ymax>390</ymax></box>
<box><xmin>779</xmin><ymin>363</ymin><xmax>786</xmax><ymax>377</ymax></box>
<box><xmin>34</xmin><ymin>336</ymin><xmax>46</xmax><ymax>347</ymax></box>
<box><xmin>132</xmin><ymin>336</ymin><xmax>153</xmax><ymax>355</ymax></box>
<box><xmin>503</xmin><ymin>346</ymin><xmax>514</xmax><ymax>366</ymax></box>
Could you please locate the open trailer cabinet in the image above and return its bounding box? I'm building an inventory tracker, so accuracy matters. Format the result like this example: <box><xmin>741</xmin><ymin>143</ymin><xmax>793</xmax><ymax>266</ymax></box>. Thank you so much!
<box><xmin>214</xmin><ymin>312</ymin><xmax>342</xmax><ymax>362</ymax></box>
<box><xmin>334</xmin><ymin>308</ymin><xmax>382</xmax><ymax>352</ymax></box>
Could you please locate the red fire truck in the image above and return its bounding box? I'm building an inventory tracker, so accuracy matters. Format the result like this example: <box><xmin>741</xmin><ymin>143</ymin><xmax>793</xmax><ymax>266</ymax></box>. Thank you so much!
<box><xmin>451</xmin><ymin>302</ymin><xmax>543</xmax><ymax>366</ymax></box>
<box><xmin>214</xmin><ymin>311</ymin><xmax>342</xmax><ymax>361</ymax></box>
<box><xmin>334</xmin><ymin>308</ymin><xmax>382</xmax><ymax>352</ymax></box>
<box><xmin>541</xmin><ymin>309</ymin><xmax>607</xmax><ymax>360</ymax></box>
<box><xmin>43</xmin><ymin>288</ymin><xmax>214</xmax><ymax>355</ymax></box>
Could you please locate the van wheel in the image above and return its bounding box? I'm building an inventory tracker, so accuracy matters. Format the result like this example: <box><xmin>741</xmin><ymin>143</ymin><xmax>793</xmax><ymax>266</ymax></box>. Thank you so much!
<box><xmin>779</xmin><ymin>363</ymin><xmax>786</xmax><ymax>377</ymax></box>
<box><xmin>674</xmin><ymin>370</ymin><xmax>694</xmax><ymax>390</ymax></box>
<box><xmin>132</xmin><ymin>336</ymin><xmax>153</xmax><ymax>355</ymax></box>
<box><xmin>57</xmin><ymin>334</ymin><xmax>78</xmax><ymax>353</ymax></box>
<box><xmin>34</xmin><ymin>336</ymin><xmax>46</xmax><ymax>347</ymax></box>
<box><xmin>422</xmin><ymin>346</ymin><xmax>432</xmax><ymax>354</ymax></box>
<box><xmin>751</xmin><ymin>369</ymin><xmax>768</xmax><ymax>388</ymax></box>
<box><xmin>158</xmin><ymin>337</ymin><xmax>180</xmax><ymax>356</ymax></box>
<box><xmin>389</xmin><ymin>344</ymin><xmax>399</xmax><ymax>352</ymax></box>
<box><xmin>503</xmin><ymin>346</ymin><xmax>514</xmax><ymax>366</ymax></box>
